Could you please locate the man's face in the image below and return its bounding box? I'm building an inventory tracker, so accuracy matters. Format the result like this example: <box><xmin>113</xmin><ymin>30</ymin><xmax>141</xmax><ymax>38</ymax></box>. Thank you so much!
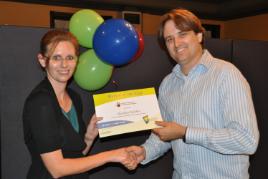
<box><xmin>163</xmin><ymin>20</ymin><xmax>203</xmax><ymax>73</ymax></box>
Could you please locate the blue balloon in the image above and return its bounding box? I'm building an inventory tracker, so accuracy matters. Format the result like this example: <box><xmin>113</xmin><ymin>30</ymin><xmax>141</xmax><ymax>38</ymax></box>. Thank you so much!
<box><xmin>93</xmin><ymin>19</ymin><xmax>139</xmax><ymax>66</ymax></box>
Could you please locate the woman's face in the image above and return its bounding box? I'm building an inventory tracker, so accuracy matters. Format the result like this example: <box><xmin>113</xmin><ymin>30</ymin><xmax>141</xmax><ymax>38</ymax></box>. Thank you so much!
<box><xmin>39</xmin><ymin>41</ymin><xmax>78</xmax><ymax>85</ymax></box>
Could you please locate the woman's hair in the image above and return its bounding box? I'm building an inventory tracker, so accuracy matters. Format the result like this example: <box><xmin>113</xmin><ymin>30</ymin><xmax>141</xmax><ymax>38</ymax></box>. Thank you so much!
<box><xmin>158</xmin><ymin>8</ymin><xmax>205</xmax><ymax>49</ymax></box>
<box><xmin>40</xmin><ymin>29</ymin><xmax>79</xmax><ymax>58</ymax></box>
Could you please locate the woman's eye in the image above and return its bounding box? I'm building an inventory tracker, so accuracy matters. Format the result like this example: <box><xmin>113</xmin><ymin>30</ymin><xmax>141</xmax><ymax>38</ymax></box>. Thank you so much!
<box><xmin>66</xmin><ymin>56</ymin><xmax>72</xmax><ymax>60</ymax></box>
<box><xmin>51</xmin><ymin>55</ymin><xmax>62</xmax><ymax>61</ymax></box>
<box><xmin>66</xmin><ymin>56</ymin><xmax>77</xmax><ymax>60</ymax></box>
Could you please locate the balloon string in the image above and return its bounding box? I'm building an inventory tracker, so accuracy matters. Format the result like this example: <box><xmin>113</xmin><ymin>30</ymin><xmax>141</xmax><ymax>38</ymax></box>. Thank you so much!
<box><xmin>112</xmin><ymin>80</ymin><xmax>119</xmax><ymax>89</ymax></box>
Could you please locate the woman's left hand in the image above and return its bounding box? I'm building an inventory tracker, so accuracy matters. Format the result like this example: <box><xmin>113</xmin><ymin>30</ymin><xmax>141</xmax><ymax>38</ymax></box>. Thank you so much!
<box><xmin>84</xmin><ymin>114</ymin><xmax>102</xmax><ymax>142</ymax></box>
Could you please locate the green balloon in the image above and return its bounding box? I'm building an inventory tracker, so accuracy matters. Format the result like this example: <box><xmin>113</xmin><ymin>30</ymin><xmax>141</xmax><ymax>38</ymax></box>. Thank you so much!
<box><xmin>69</xmin><ymin>9</ymin><xmax>104</xmax><ymax>48</ymax></box>
<box><xmin>74</xmin><ymin>49</ymin><xmax>113</xmax><ymax>91</ymax></box>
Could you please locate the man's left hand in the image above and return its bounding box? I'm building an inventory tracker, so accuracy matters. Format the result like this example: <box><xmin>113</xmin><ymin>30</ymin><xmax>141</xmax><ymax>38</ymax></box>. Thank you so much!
<box><xmin>153</xmin><ymin>121</ymin><xmax>186</xmax><ymax>141</ymax></box>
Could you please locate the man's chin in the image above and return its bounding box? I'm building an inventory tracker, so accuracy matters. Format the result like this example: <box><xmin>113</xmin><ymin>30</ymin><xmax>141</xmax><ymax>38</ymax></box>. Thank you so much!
<box><xmin>174</xmin><ymin>58</ymin><xmax>186</xmax><ymax>65</ymax></box>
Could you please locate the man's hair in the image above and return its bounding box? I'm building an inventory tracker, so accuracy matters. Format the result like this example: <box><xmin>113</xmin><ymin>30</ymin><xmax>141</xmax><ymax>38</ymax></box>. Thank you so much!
<box><xmin>158</xmin><ymin>8</ymin><xmax>205</xmax><ymax>49</ymax></box>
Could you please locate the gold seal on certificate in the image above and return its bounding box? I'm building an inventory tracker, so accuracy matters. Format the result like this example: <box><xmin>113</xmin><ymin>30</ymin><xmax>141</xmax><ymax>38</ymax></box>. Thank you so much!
<box><xmin>93</xmin><ymin>87</ymin><xmax>163</xmax><ymax>138</ymax></box>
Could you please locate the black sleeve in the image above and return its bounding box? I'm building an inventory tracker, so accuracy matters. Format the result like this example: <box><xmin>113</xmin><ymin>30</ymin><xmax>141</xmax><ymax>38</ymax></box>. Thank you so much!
<box><xmin>23</xmin><ymin>92</ymin><xmax>62</xmax><ymax>154</ymax></box>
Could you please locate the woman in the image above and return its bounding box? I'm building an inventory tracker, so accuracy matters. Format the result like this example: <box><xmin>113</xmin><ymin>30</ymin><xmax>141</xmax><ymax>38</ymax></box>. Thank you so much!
<box><xmin>23</xmin><ymin>29</ymin><xmax>136</xmax><ymax>179</ymax></box>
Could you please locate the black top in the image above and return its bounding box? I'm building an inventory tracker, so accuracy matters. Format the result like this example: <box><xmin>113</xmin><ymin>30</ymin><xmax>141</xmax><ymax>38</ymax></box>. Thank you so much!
<box><xmin>23</xmin><ymin>78</ymin><xmax>88</xmax><ymax>179</ymax></box>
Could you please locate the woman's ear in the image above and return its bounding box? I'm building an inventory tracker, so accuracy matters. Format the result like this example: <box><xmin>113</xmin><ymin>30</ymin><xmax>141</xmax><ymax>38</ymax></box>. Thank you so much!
<box><xmin>38</xmin><ymin>53</ymin><xmax>47</xmax><ymax>68</ymax></box>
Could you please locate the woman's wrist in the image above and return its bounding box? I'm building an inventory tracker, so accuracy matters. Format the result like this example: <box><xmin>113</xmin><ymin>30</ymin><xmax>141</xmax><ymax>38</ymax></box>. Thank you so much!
<box><xmin>102</xmin><ymin>150</ymin><xmax>118</xmax><ymax>163</ymax></box>
<box><xmin>84</xmin><ymin>134</ymin><xmax>95</xmax><ymax>144</ymax></box>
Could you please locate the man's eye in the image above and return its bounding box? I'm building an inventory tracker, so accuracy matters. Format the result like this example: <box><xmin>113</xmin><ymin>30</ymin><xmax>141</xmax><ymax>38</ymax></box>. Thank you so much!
<box><xmin>166</xmin><ymin>38</ymin><xmax>173</xmax><ymax>43</ymax></box>
<box><xmin>178</xmin><ymin>32</ymin><xmax>188</xmax><ymax>37</ymax></box>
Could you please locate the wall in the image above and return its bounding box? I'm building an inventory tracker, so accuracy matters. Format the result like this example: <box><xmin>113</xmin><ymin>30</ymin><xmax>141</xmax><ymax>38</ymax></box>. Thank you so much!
<box><xmin>142</xmin><ymin>13</ymin><xmax>161</xmax><ymax>35</ymax></box>
<box><xmin>0</xmin><ymin>1</ymin><xmax>223</xmax><ymax>36</ymax></box>
<box><xmin>224</xmin><ymin>13</ymin><xmax>268</xmax><ymax>41</ymax></box>
<box><xmin>0</xmin><ymin>1</ymin><xmax>120</xmax><ymax>27</ymax></box>
<box><xmin>4</xmin><ymin>1</ymin><xmax>268</xmax><ymax>40</ymax></box>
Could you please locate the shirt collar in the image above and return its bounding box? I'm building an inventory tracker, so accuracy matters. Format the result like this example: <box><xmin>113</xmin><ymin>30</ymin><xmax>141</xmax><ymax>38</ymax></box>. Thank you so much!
<box><xmin>172</xmin><ymin>49</ymin><xmax>213</xmax><ymax>78</ymax></box>
<box><xmin>199</xmin><ymin>49</ymin><xmax>213</xmax><ymax>70</ymax></box>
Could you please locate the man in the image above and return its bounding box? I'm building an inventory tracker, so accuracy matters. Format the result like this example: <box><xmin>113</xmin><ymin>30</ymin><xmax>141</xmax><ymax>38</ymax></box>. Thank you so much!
<box><xmin>127</xmin><ymin>8</ymin><xmax>259</xmax><ymax>179</ymax></box>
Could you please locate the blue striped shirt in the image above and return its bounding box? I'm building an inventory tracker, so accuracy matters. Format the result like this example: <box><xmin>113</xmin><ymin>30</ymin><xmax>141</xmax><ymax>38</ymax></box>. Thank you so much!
<box><xmin>142</xmin><ymin>50</ymin><xmax>259</xmax><ymax>179</ymax></box>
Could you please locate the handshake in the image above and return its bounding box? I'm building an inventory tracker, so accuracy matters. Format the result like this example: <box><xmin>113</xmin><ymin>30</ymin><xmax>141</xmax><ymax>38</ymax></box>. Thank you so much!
<box><xmin>107</xmin><ymin>145</ymin><xmax>146</xmax><ymax>170</ymax></box>
<box><xmin>99</xmin><ymin>120</ymin><xmax>187</xmax><ymax>170</ymax></box>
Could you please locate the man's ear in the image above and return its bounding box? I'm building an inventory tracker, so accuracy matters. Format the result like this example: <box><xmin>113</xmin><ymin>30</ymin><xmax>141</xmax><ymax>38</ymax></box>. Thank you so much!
<box><xmin>197</xmin><ymin>32</ymin><xmax>203</xmax><ymax>43</ymax></box>
<box><xmin>37</xmin><ymin>53</ymin><xmax>47</xmax><ymax>68</ymax></box>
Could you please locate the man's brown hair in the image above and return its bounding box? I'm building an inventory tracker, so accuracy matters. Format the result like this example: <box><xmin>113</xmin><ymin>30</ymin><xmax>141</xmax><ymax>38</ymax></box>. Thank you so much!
<box><xmin>158</xmin><ymin>8</ymin><xmax>205</xmax><ymax>49</ymax></box>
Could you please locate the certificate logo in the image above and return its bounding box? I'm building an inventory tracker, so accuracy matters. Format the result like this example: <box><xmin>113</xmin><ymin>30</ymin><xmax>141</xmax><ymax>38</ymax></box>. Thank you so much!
<box><xmin>143</xmin><ymin>115</ymin><xmax>150</xmax><ymax>124</ymax></box>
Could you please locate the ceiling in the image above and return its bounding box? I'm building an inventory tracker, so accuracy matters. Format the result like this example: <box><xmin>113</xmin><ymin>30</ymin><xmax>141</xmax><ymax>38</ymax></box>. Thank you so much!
<box><xmin>4</xmin><ymin>0</ymin><xmax>268</xmax><ymax>20</ymax></box>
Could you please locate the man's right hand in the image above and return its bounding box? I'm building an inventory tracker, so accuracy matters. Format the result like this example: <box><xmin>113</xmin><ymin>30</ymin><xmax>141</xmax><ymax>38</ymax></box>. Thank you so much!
<box><xmin>126</xmin><ymin>146</ymin><xmax>146</xmax><ymax>164</ymax></box>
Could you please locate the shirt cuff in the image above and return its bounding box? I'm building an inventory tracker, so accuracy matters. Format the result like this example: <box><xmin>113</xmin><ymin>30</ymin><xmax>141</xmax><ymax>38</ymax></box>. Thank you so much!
<box><xmin>140</xmin><ymin>144</ymin><xmax>153</xmax><ymax>165</ymax></box>
<box><xmin>186</xmin><ymin>127</ymin><xmax>208</xmax><ymax>145</ymax></box>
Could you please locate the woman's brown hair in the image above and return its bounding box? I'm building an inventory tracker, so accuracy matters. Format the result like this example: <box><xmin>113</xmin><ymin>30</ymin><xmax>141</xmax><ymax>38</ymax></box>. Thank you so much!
<box><xmin>40</xmin><ymin>29</ymin><xmax>79</xmax><ymax>58</ymax></box>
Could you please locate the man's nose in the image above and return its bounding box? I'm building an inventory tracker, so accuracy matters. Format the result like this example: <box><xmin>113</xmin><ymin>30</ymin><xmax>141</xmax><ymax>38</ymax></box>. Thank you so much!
<box><xmin>174</xmin><ymin>36</ymin><xmax>182</xmax><ymax>47</ymax></box>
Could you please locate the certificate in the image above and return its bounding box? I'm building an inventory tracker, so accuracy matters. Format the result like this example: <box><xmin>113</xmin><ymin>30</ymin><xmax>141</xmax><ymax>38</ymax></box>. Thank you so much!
<box><xmin>93</xmin><ymin>87</ymin><xmax>162</xmax><ymax>138</ymax></box>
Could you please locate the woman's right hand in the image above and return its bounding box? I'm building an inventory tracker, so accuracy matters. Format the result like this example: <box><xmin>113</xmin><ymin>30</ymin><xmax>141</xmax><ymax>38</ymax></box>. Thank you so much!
<box><xmin>84</xmin><ymin>114</ymin><xmax>102</xmax><ymax>142</ymax></box>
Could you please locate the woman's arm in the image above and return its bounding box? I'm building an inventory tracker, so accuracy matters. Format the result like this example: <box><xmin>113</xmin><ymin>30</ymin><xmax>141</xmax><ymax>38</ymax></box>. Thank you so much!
<box><xmin>41</xmin><ymin>147</ymin><xmax>136</xmax><ymax>178</ymax></box>
<box><xmin>83</xmin><ymin>114</ymin><xmax>100</xmax><ymax>155</ymax></box>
